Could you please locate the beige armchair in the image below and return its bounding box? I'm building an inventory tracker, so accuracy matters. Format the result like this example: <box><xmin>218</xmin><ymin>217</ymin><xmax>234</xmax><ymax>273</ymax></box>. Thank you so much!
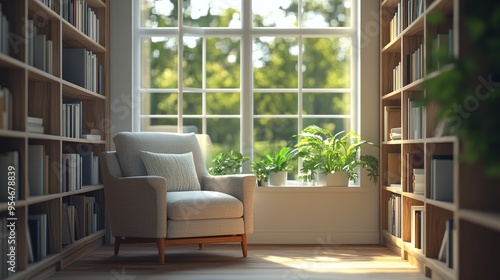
<box><xmin>100</xmin><ymin>132</ymin><xmax>256</xmax><ymax>264</ymax></box>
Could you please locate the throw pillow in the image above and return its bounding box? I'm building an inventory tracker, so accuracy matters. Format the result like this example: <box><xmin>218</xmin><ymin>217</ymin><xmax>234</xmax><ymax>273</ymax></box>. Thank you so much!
<box><xmin>139</xmin><ymin>151</ymin><xmax>201</xmax><ymax>192</ymax></box>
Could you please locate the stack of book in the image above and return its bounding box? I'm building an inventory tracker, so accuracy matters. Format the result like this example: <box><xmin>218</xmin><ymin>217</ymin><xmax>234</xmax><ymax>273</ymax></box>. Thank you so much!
<box><xmin>393</xmin><ymin>61</ymin><xmax>402</xmax><ymax>91</ymax></box>
<box><xmin>390</xmin><ymin>127</ymin><xmax>402</xmax><ymax>140</ymax></box>
<box><xmin>61</xmin><ymin>0</ymin><xmax>100</xmax><ymax>44</ymax></box>
<box><xmin>63</xmin><ymin>48</ymin><xmax>102</xmax><ymax>94</ymax></box>
<box><xmin>389</xmin><ymin>3</ymin><xmax>402</xmax><ymax>41</ymax></box>
<box><xmin>27</xmin><ymin>116</ymin><xmax>44</xmax><ymax>134</ymax></box>
<box><xmin>406</xmin><ymin>0</ymin><xmax>424</xmax><ymax>27</ymax></box>
<box><xmin>413</xmin><ymin>168</ymin><xmax>425</xmax><ymax>194</ymax></box>
<box><xmin>406</xmin><ymin>43</ymin><xmax>424</xmax><ymax>84</ymax></box>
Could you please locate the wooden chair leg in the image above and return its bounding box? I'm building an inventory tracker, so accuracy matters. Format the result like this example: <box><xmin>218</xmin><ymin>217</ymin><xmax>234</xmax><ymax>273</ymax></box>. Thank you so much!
<box><xmin>199</xmin><ymin>243</ymin><xmax>204</xmax><ymax>250</ymax></box>
<box><xmin>157</xmin><ymin>238</ymin><xmax>165</xmax><ymax>265</ymax></box>
<box><xmin>241</xmin><ymin>234</ymin><xmax>248</xmax><ymax>257</ymax></box>
<box><xmin>114</xmin><ymin>237</ymin><xmax>122</xmax><ymax>255</ymax></box>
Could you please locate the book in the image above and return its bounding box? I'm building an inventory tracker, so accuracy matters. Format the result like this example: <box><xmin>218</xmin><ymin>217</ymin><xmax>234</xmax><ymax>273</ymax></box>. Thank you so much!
<box><xmin>28</xmin><ymin>214</ymin><xmax>48</xmax><ymax>261</ymax></box>
<box><xmin>0</xmin><ymin>86</ymin><xmax>12</xmax><ymax>129</ymax></box>
<box><xmin>446</xmin><ymin>219</ymin><xmax>454</xmax><ymax>268</ymax></box>
<box><xmin>430</xmin><ymin>155</ymin><xmax>454</xmax><ymax>202</ymax></box>
<box><xmin>70</xmin><ymin>195</ymin><xmax>87</xmax><ymax>239</ymax></box>
<box><xmin>34</xmin><ymin>34</ymin><xmax>47</xmax><ymax>71</ymax></box>
<box><xmin>410</xmin><ymin>205</ymin><xmax>425</xmax><ymax>250</ymax></box>
<box><xmin>384</xmin><ymin>106</ymin><xmax>401</xmax><ymax>141</ymax></box>
<box><xmin>63</xmin><ymin>48</ymin><xmax>87</xmax><ymax>88</ymax></box>
<box><xmin>82</xmin><ymin>134</ymin><xmax>101</xmax><ymax>140</ymax></box>
<box><xmin>438</xmin><ymin>229</ymin><xmax>448</xmax><ymax>262</ymax></box>
<box><xmin>28</xmin><ymin>145</ymin><xmax>46</xmax><ymax>196</ymax></box>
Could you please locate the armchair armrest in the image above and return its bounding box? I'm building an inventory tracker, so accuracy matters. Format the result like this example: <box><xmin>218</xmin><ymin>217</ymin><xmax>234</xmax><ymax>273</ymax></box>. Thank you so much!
<box><xmin>202</xmin><ymin>174</ymin><xmax>256</xmax><ymax>233</ymax></box>
<box><xmin>100</xmin><ymin>152</ymin><xmax>167</xmax><ymax>238</ymax></box>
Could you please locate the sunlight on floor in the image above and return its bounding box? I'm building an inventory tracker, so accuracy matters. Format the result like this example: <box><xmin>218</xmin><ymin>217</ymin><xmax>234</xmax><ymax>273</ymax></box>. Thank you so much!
<box><xmin>262</xmin><ymin>253</ymin><xmax>417</xmax><ymax>274</ymax></box>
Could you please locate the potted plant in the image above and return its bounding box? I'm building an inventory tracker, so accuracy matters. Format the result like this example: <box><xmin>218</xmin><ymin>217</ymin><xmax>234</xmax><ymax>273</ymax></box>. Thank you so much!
<box><xmin>295</xmin><ymin>125</ymin><xmax>379</xmax><ymax>186</ymax></box>
<box><xmin>208</xmin><ymin>150</ymin><xmax>249</xmax><ymax>175</ymax></box>
<box><xmin>265</xmin><ymin>146</ymin><xmax>297</xmax><ymax>186</ymax></box>
<box><xmin>251</xmin><ymin>159</ymin><xmax>271</xmax><ymax>186</ymax></box>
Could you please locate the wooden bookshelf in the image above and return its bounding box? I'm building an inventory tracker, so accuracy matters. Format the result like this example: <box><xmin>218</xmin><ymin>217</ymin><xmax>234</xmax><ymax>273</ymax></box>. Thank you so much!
<box><xmin>380</xmin><ymin>0</ymin><xmax>500</xmax><ymax>279</ymax></box>
<box><xmin>0</xmin><ymin>0</ymin><xmax>109</xmax><ymax>278</ymax></box>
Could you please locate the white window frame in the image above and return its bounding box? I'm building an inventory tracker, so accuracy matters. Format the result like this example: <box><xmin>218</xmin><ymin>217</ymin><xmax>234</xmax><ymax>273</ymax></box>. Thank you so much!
<box><xmin>132</xmin><ymin>0</ymin><xmax>359</xmax><ymax>171</ymax></box>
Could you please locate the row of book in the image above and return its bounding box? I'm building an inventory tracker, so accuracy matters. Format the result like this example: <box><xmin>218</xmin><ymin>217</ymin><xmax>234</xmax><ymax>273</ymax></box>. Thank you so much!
<box><xmin>63</xmin><ymin>48</ymin><xmax>103</xmax><ymax>94</ymax></box>
<box><xmin>0</xmin><ymin>84</ymin><xmax>13</xmax><ymax>130</ymax></box>
<box><xmin>27</xmin><ymin>19</ymin><xmax>54</xmax><ymax>74</ymax></box>
<box><xmin>392</xmin><ymin>61</ymin><xmax>402</xmax><ymax>91</ymax></box>
<box><xmin>407</xmin><ymin>98</ymin><xmax>423</xmax><ymax>139</ymax></box>
<box><xmin>62</xmin><ymin>195</ymin><xmax>102</xmax><ymax>246</ymax></box>
<box><xmin>0</xmin><ymin>3</ymin><xmax>8</xmax><ymax>55</ymax></box>
<box><xmin>61</xmin><ymin>0</ymin><xmax>101</xmax><ymax>43</ymax></box>
<box><xmin>388</xmin><ymin>194</ymin><xmax>401</xmax><ymax>238</ymax></box>
<box><xmin>406</xmin><ymin>0</ymin><xmax>424</xmax><ymax>27</ymax></box>
<box><xmin>38</xmin><ymin>0</ymin><xmax>60</xmax><ymax>13</ymax></box>
<box><xmin>406</xmin><ymin>43</ymin><xmax>424</xmax><ymax>84</ymax></box>
<box><xmin>62</xmin><ymin>151</ymin><xmax>100</xmax><ymax>193</ymax></box>
<box><xmin>389</xmin><ymin>3</ymin><xmax>403</xmax><ymax>41</ymax></box>
<box><xmin>430</xmin><ymin>29</ymin><xmax>454</xmax><ymax>71</ymax></box>
<box><xmin>62</xmin><ymin>101</ymin><xmax>83</xmax><ymax>138</ymax></box>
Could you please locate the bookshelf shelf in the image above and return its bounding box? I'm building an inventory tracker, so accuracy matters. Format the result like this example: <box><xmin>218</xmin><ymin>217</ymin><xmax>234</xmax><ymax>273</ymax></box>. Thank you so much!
<box><xmin>0</xmin><ymin>0</ymin><xmax>109</xmax><ymax>278</ymax></box>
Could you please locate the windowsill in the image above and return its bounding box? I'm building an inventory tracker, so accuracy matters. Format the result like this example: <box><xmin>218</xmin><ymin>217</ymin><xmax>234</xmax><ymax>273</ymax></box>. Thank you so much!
<box><xmin>255</xmin><ymin>181</ymin><xmax>370</xmax><ymax>193</ymax></box>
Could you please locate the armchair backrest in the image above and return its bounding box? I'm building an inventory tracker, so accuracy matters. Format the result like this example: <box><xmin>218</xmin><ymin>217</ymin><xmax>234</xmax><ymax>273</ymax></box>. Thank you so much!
<box><xmin>113</xmin><ymin>132</ymin><xmax>210</xmax><ymax>181</ymax></box>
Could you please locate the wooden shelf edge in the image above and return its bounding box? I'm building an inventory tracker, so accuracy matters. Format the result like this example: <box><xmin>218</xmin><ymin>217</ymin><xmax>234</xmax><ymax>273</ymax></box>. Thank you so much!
<box><xmin>0</xmin><ymin>53</ymin><xmax>26</xmax><ymax>68</ymax></box>
<box><xmin>62</xmin><ymin>80</ymin><xmax>106</xmax><ymax>100</ymax></box>
<box><xmin>26</xmin><ymin>193</ymin><xmax>61</xmax><ymax>205</ymax></box>
<box><xmin>61</xmin><ymin>20</ymin><xmax>106</xmax><ymax>53</ymax></box>
<box><xmin>28</xmin><ymin>0</ymin><xmax>61</xmax><ymax>20</ymax></box>
<box><xmin>426</xmin><ymin>199</ymin><xmax>456</xmax><ymax>212</ymax></box>
<box><xmin>0</xmin><ymin>129</ymin><xmax>27</xmax><ymax>138</ymax></box>
<box><xmin>61</xmin><ymin>230</ymin><xmax>105</xmax><ymax>258</ymax></box>
<box><xmin>0</xmin><ymin>200</ymin><xmax>28</xmax><ymax>212</ymax></box>
<box><xmin>61</xmin><ymin>185</ymin><xmax>104</xmax><ymax>197</ymax></box>
<box><xmin>459</xmin><ymin>209</ymin><xmax>500</xmax><ymax>232</ymax></box>
<box><xmin>426</xmin><ymin>257</ymin><xmax>456</xmax><ymax>279</ymax></box>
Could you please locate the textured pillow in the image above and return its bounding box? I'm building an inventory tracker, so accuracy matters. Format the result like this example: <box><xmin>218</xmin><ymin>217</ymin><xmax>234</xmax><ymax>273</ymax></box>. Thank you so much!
<box><xmin>139</xmin><ymin>151</ymin><xmax>201</xmax><ymax>192</ymax></box>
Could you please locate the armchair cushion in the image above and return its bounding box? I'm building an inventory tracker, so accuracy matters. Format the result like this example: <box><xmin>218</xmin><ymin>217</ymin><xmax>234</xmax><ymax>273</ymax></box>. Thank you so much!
<box><xmin>140</xmin><ymin>151</ymin><xmax>201</xmax><ymax>192</ymax></box>
<box><xmin>167</xmin><ymin>191</ymin><xmax>243</xmax><ymax>221</ymax></box>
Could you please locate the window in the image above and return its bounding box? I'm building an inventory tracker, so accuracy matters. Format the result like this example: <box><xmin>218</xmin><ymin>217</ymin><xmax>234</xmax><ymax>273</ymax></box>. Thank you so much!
<box><xmin>134</xmin><ymin>0</ymin><xmax>358</xmax><ymax>176</ymax></box>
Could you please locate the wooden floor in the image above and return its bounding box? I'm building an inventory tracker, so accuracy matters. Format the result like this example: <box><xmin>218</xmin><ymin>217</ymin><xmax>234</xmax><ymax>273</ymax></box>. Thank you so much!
<box><xmin>48</xmin><ymin>243</ymin><xmax>428</xmax><ymax>280</ymax></box>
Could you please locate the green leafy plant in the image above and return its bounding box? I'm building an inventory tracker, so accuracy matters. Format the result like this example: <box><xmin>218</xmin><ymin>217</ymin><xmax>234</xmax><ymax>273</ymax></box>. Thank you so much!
<box><xmin>208</xmin><ymin>150</ymin><xmax>249</xmax><ymax>175</ymax></box>
<box><xmin>295</xmin><ymin>125</ymin><xmax>379</xmax><ymax>183</ymax></box>
<box><xmin>265</xmin><ymin>146</ymin><xmax>298</xmax><ymax>173</ymax></box>
<box><xmin>251</xmin><ymin>159</ymin><xmax>271</xmax><ymax>184</ymax></box>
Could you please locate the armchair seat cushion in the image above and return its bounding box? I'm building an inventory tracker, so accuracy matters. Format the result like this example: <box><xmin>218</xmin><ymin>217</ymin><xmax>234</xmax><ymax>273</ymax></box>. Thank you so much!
<box><xmin>167</xmin><ymin>191</ymin><xmax>243</xmax><ymax>221</ymax></box>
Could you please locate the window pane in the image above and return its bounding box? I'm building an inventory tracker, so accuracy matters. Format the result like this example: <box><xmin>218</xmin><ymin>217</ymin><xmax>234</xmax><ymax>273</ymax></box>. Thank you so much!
<box><xmin>183</xmin><ymin>118</ymin><xmax>201</xmax><ymax>133</ymax></box>
<box><xmin>183</xmin><ymin>92</ymin><xmax>202</xmax><ymax>115</ymax></box>
<box><xmin>207</xmin><ymin>118</ymin><xmax>240</xmax><ymax>154</ymax></box>
<box><xmin>303</xmin><ymin>37</ymin><xmax>351</xmax><ymax>88</ymax></box>
<box><xmin>254</xmin><ymin>92</ymin><xmax>297</xmax><ymax>115</ymax></box>
<box><xmin>303</xmin><ymin>92</ymin><xmax>350</xmax><ymax>115</ymax></box>
<box><xmin>253</xmin><ymin>0</ymin><xmax>299</xmax><ymax>28</ymax></box>
<box><xmin>183</xmin><ymin>0</ymin><xmax>241</xmax><ymax>28</ymax></box>
<box><xmin>141</xmin><ymin>92</ymin><xmax>178</xmax><ymax>115</ymax></box>
<box><xmin>207</xmin><ymin>93</ymin><xmax>240</xmax><ymax>115</ymax></box>
<box><xmin>141</xmin><ymin>37</ymin><xmax>178</xmax><ymax>88</ymax></box>
<box><xmin>147</xmin><ymin>118</ymin><xmax>177</xmax><ymax>127</ymax></box>
<box><xmin>253</xmin><ymin>37</ymin><xmax>299</xmax><ymax>88</ymax></box>
<box><xmin>303</xmin><ymin>118</ymin><xmax>350</xmax><ymax>135</ymax></box>
<box><xmin>206</xmin><ymin>37</ymin><xmax>241</xmax><ymax>88</ymax></box>
<box><xmin>302</xmin><ymin>0</ymin><xmax>351</xmax><ymax>28</ymax></box>
<box><xmin>141</xmin><ymin>0</ymin><xmax>178</xmax><ymax>27</ymax></box>
<box><xmin>183</xmin><ymin>36</ymin><xmax>203</xmax><ymax>88</ymax></box>
<box><xmin>254</xmin><ymin>118</ymin><xmax>297</xmax><ymax>152</ymax></box>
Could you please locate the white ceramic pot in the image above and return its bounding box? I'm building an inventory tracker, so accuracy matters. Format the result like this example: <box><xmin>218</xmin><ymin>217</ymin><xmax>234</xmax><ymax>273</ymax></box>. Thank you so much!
<box><xmin>269</xmin><ymin>171</ymin><xmax>287</xmax><ymax>186</ymax></box>
<box><xmin>317</xmin><ymin>172</ymin><xmax>349</xmax><ymax>187</ymax></box>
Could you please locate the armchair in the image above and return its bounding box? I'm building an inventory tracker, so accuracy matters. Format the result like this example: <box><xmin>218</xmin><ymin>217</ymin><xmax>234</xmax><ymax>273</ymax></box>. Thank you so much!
<box><xmin>100</xmin><ymin>132</ymin><xmax>256</xmax><ymax>264</ymax></box>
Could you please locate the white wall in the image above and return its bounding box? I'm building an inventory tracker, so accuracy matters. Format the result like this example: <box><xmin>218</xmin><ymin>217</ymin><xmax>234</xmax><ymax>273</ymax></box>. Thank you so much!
<box><xmin>109</xmin><ymin>0</ymin><xmax>380</xmax><ymax>244</ymax></box>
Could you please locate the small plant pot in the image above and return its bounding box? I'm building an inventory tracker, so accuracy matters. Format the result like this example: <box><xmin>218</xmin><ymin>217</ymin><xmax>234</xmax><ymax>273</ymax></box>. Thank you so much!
<box><xmin>90</xmin><ymin>128</ymin><xmax>100</xmax><ymax>135</ymax></box>
<box><xmin>317</xmin><ymin>172</ymin><xmax>349</xmax><ymax>187</ymax></box>
<box><xmin>269</xmin><ymin>171</ymin><xmax>287</xmax><ymax>186</ymax></box>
